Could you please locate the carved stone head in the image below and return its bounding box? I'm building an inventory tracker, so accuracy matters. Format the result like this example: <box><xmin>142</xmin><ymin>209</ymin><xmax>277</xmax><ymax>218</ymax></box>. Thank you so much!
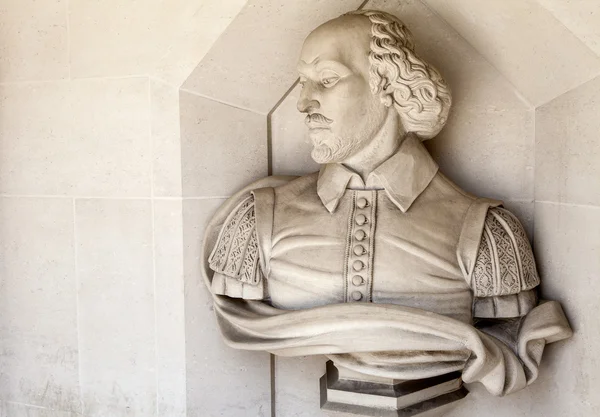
<box><xmin>297</xmin><ymin>10</ymin><xmax>452</xmax><ymax>165</ymax></box>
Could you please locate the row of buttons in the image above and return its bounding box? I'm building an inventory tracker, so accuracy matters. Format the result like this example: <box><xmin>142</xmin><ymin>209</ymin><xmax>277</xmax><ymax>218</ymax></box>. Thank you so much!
<box><xmin>345</xmin><ymin>192</ymin><xmax>374</xmax><ymax>302</ymax></box>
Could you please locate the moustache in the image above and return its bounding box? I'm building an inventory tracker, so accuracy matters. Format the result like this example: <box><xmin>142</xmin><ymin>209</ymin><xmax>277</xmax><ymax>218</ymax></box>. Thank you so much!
<box><xmin>305</xmin><ymin>113</ymin><xmax>333</xmax><ymax>126</ymax></box>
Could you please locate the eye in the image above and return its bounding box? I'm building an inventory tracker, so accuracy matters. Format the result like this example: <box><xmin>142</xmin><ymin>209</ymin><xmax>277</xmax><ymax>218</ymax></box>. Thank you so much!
<box><xmin>321</xmin><ymin>77</ymin><xmax>339</xmax><ymax>87</ymax></box>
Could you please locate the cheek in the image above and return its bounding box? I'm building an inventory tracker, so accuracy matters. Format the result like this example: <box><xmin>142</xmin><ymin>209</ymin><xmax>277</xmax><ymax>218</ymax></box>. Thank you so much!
<box><xmin>320</xmin><ymin>77</ymin><xmax>373</xmax><ymax>121</ymax></box>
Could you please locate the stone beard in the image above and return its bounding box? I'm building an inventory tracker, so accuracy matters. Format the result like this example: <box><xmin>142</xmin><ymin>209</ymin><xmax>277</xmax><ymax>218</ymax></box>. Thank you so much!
<box><xmin>201</xmin><ymin>9</ymin><xmax>572</xmax><ymax>416</ymax></box>
<box><xmin>305</xmin><ymin>98</ymin><xmax>388</xmax><ymax>164</ymax></box>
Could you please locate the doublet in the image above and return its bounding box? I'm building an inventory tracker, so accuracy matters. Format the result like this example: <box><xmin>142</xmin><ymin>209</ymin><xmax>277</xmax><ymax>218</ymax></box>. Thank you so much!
<box><xmin>209</xmin><ymin>136</ymin><xmax>539</xmax><ymax>323</ymax></box>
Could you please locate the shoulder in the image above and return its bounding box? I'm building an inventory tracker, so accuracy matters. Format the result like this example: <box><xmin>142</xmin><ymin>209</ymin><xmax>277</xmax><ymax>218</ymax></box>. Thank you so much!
<box><xmin>272</xmin><ymin>172</ymin><xmax>319</xmax><ymax>201</ymax></box>
<box><xmin>427</xmin><ymin>172</ymin><xmax>478</xmax><ymax>204</ymax></box>
<box><xmin>471</xmin><ymin>207</ymin><xmax>540</xmax><ymax>297</ymax></box>
<box><xmin>208</xmin><ymin>194</ymin><xmax>259</xmax><ymax>283</ymax></box>
<box><xmin>201</xmin><ymin>176</ymin><xmax>297</xmax><ymax>286</ymax></box>
<box><xmin>206</xmin><ymin>175</ymin><xmax>298</xmax><ymax>233</ymax></box>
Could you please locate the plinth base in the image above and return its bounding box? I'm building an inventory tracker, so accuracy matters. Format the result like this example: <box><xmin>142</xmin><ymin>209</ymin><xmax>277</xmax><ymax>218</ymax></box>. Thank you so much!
<box><xmin>320</xmin><ymin>361</ymin><xmax>468</xmax><ymax>417</ymax></box>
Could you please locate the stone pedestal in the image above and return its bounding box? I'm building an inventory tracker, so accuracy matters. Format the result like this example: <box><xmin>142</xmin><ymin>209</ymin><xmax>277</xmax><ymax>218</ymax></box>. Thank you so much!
<box><xmin>320</xmin><ymin>361</ymin><xmax>468</xmax><ymax>416</ymax></box>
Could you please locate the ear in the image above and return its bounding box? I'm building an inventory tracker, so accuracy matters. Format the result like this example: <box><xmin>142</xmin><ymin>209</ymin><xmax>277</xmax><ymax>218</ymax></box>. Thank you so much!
<box><xmin>380</xmin><ymin>94</ymin><xmax>393</xmax><ymax>107</ymax></box>
<box><xmin>373</xmin><ymin>78</ymin><xmax>393</xmax><ymax>107</ymax></box>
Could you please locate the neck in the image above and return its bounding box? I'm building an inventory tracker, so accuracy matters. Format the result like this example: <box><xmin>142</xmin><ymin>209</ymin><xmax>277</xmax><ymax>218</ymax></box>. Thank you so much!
<box><xmin>342</xmin><ymin>111</ymin><xmax>405</xmax><ymax>181</ymax></box>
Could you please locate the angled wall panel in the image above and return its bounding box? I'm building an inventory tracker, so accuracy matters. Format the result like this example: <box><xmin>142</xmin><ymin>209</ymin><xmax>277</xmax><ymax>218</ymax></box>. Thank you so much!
<box><xmin>422</xmin><ymin>0</ymin><xmax>600</xmax><ymax>106</ymax></box>
<box><xmin>182</xmin><ymin>0</ymin><xmax>366</xmax><ymax>114</ymax></box>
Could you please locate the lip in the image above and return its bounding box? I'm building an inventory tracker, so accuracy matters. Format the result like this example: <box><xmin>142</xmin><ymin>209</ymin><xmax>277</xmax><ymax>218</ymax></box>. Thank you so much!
<box><xmin>306</xmin><ymin>124</ymin><xmax>331</xmax><ymax>130</ymax></box>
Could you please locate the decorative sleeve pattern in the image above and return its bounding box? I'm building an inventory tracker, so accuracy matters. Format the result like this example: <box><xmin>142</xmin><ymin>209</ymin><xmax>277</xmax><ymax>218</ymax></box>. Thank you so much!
<box><xmin>209</xmin><ymin>194</ymin><xmax>262</xmax><ymax>287</ymax></box>
<box><xmin>471</xmin><ymin>207</ymin><xmax>540</xmax><ymax>299</ymax></box>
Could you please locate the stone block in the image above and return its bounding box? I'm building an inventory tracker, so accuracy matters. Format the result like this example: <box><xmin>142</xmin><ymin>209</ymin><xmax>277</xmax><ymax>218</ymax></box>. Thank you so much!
<box><xmin>536</xmin><ymin>0</ymin><xmax>600</xmax><ymax>56</ymax></box>
<box><xmin>320</xmin><ymin>361</ymin><xmax>467</xmax><ymax>416</ymax></box>
<box><xmin>427</xmin><ymin>108</ymin><xmax>534</xmax><ymax>202</ymax></box>
<box><xmin>70</xmin><ymin>0</ymin><xmax>186</xmax><ymax>78</ymax></box>
<box><xmin>154</xmin><ymin>200</ymin><xmax>186</xmax><ymax>417</ymax></box>
<box><xmin>0</xmin><ymin>82</ymin><xmax>71</xmax><ymax>195</ymax></box>
<box><xmin>0</xmin><ymin>0</ymin><xmax>68</xmax><ymax>82</ymax></box>
<box><xmin>0</xmin><ymin>78</ymin><xmax>152</xmax><ymax>197</ymax></box>
<box><xmin>535</xmin><ymin>75</ymin><xmax>600</xmax><ymax>206</ymax></box>
<box><xmin>151</xmin><ymin>80</ymin><xmax>182</xmax><ymax>197</ymax></box>
<box><xmin>75</xmin><ymin>199</ymin><xmax>156</xmax><ymax>417</ymax></box>
<box><xmin>422</xmin><ymin>0</ymin><xmax>600</xmax><ymax>106</ymax></box>
<box><xmin>271</xmin><ymin>85</ymin><xmax>319</xmax><ymax>176</ymax></box>
<box><xmin>0</xmin><ymin>197</ymin><xmax>80</xmax><ymax>412</ymax></box>
<box><xmin>180</xmin><ymin>92</ymin><xmax>268</xmax><ymax>197</ymax></box>
<box><xmin>152</xmin><ymin>0</ymin><xmax>247</xmax><ymax>87</ymax></box>
<box><xmin>275</xmin><ymin>356</ymin><xmax>328</xmax><ymax>417</ymax></box>
<box><xmin>69</xmin><ymin>77</ymin><xmax>152</xmax><ymax>197</ymax></box>
<box><xmin>0</xmin><ymin>402</ymin><xmax>74</xmax><ymax>417</ymax></box>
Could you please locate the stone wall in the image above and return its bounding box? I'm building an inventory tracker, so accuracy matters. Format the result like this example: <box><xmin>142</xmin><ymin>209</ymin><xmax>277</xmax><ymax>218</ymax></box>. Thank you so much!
<box><xmin>0</xmin><ymin>1</ymin><xmax>246</xmax><ymax>416</ymax></box>
<box><xmin>1</xmin><ymin>0</ymin><xmax>599</xmax><ymax>416</ymax></box>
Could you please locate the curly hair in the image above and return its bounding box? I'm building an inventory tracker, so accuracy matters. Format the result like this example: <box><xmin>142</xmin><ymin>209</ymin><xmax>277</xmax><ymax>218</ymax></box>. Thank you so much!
<box><xmin>345</xmin><ymin>10</ymin><xmax>452</xmax><ymax>140</ymax></box>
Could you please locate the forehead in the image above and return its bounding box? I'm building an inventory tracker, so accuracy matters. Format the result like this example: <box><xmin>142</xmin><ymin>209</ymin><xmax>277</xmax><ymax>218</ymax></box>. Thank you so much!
<box><xmin>297</xmin><ymin>15</ymin><xmax>372</xmax><ymax>73</ymax></box>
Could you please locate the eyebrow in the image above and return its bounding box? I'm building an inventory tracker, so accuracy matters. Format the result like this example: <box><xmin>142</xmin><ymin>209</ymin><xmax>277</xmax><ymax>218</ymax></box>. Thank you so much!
<box><xmin>316</xmin><ymin>60</ymin><xmax>351</xmax><ymax>73</ymax></box>
<box><xmin>297</xmin><ymin>59</ymin><xmax>352</xmax><ymax>76</ymax></box>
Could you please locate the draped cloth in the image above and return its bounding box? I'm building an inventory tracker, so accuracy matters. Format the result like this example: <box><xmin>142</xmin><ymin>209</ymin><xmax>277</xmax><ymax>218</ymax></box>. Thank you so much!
<box><xmin>201</xmin><ymin>177</ymin><xmax>573</xmax><ymax>397</ymax></box>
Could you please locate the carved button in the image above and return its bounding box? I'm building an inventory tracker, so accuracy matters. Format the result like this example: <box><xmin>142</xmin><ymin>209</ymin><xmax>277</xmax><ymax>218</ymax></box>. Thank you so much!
<box><xmin>354</xmin><ymin>229</ymin><xmax>366</xmax><ymax>241</ymax></box>
<box><xmin>356</xmin><ymin>197</ymin><xmax>369</xmax><ymax>209</ymax></box>
<box><xmin>353</xmin><ymin>245</ymin><xmax>366</xmax><ymax>256</ymax></box>
<box><xmin>352</xmin><ymin>260</ymin><xmax>364</xmax><ymax>271</ymax></box>
<box><xmin>352</xmin><ymin>275</ymin><xmax>364</xmax><ymax>286</ymax></box>
<box><xmin>351</xmin><ymin>291</ymin><xmax>363</xmax><ymax>301</ymax></box>
<box><xmin>355</xmin><ymin>214</ymin><xmax>367</xmax><ymax>225</ymax></box>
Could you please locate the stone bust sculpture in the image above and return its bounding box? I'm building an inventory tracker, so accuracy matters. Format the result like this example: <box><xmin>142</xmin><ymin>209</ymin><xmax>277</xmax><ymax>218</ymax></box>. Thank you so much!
<box><xmin>201</xmin><ymin>10</ymin><xmax>572</xmax><ymax>415</ymax></box>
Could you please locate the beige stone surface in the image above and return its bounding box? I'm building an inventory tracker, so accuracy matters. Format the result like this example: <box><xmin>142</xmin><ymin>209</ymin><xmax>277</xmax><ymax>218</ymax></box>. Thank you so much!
<box><xmin>501</xmin><ymin>200</ymin><xmax>534</xmax><ymax>241</ymax></box>
<box><xmin>530</xmin><ymin>202</ymin><xmax>600</xmax><ymax>416</ymax></box>
<box><xmin>275</xmin><ymin>356</ymin><xmax>328</xmax><ymax>417</ymax></box>
<box><xmin>153</xmin><ymin>200</ymin><xmax>186</xmax><ymax>417</ymax></box>
<box><xmin>182</xmin><ymin>0</ymin><xmax>365</xmax><ymax>113</ymax></box>
<box><xmin>180</xmin><ymin>92</ymin><xmax>268</xmax><ymax>197</ymax></box>
<box><xmin>183</xmin><ymin>199</ymin><xmax>271</xmax><ymax>417</ymax></box>
<box><xmin>68</xmin><ymin>0</ymin><xmax>247</xmax><ymax>82</ymax></box>
<box><xmin>0</xmin><ymin>198</ymin><xmax>80</xmax><ymax>412</ymax></box>
<box><xmin>0</xmin><ymin>78</ymin><xmax>152</xmax><ymax>197</ymax></box>
<box><xmin>70</xmin><ymin>77</ymin><xmax>152</xmax><ymax>197</ymax></box>
<box><xmin>0</xmin><ymin>401</ymin><xmax>74</xmax><ymax>417</ymax></box>
<box><xmin>153</xmin><ymin>0</ymin><xmax>247</xmax><ymax>87</ymax></box>
<box><xmin>151</xmin><ymin>80</ymin><xmax>182</xmax><ymax>197</ymax></box>
<box><xmin>422</xmin><ymin>0</ymin><xmax>600</xmax><ymax>106</ymax></box>
<box><xmin>427</xmin><ymin>108</ymin><xmax>535</xmax><ymax>201</ymax></box>
<box><xmin>535</xmin><ymin>75</ymin><xmax>600</xmax><ymax>206</ymax></box>
<box><xmin>69</xmin><ymin>0</ymin><xmax>186</xmax><ymax>78</ymax></box>
<box><xmin>75</xmin><ymin>199</ymin><xmax>156</xmax><ymax>417</ymax></box>
<box><xmin>536</xmin><ymin>0</ymin><xmax>600</xmax><ymax>57</ymax></box>
<box><xmin>0</xmin><ymin>0</ymin><xmax>69</xmax><ymax>82</ymax></box>
<box><xmin>271</xmin><ymin>85</ymin><xmax>319</xmax><ymax>176</ymax></box>
<box><xmin>0</xmin><ymin>82</ymin><xmax>72</xmax><ymax>195</ymax></box>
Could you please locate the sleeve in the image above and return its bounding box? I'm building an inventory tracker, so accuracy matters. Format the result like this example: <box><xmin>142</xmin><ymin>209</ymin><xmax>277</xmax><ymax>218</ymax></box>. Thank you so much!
<box><xmin>470</xmin><ymin>207</ymin><xmax>540</xmax><ymax>318</ymax></box>
<box><xmin>208</xmin><ymin>194</ymin><xmax>267</xmax><ymax>300</ymax></box>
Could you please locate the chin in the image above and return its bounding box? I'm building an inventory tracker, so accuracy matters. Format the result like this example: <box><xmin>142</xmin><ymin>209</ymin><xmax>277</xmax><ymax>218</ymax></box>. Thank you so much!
<box><xmin>309</xmin><ymin>144</ymin><xmax>331</xmax><ymax>164</ymax></box>
<box><xmin>310</xmin><ymin>143</ymin><xmax>354</xmax><ymax>164</ymax></box>
<box><xmin>308</xmin><ymin>130</ymin><xmax>365</xmax><ymax>164</ymax></box>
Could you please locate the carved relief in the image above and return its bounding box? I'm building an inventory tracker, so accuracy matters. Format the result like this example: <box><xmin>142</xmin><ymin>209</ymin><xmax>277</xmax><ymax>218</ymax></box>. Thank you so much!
<box><xmin>200</xmin><ymin>9</ymin><xmax>572</xmax><ymax>416</ymax></box>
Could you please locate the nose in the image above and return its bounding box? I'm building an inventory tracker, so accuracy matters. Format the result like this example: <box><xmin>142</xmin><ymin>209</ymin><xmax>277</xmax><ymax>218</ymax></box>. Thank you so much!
<box><xmin>296</xmin><ymin>82</ymin><xmax>320</xmax><ymax>113</ymax></box>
